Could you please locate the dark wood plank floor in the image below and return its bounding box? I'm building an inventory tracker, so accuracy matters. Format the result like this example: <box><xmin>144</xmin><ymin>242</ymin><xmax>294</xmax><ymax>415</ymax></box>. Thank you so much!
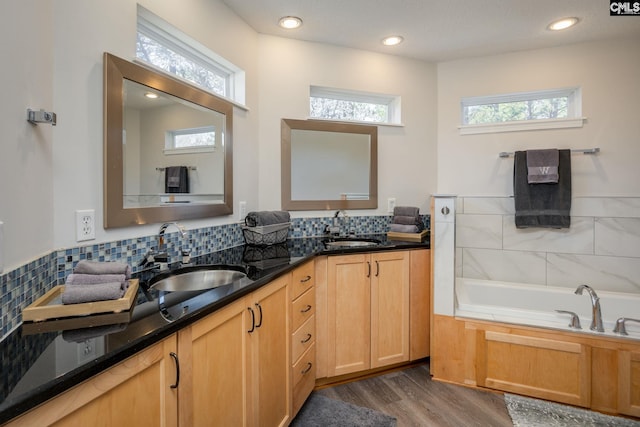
<box><xmin>316</xmin><ymin>362</ymin><xmax>514</xmax><ymax>427</ymax></box>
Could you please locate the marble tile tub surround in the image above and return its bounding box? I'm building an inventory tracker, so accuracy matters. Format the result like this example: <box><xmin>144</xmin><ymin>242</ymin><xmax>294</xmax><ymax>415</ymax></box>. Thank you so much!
<box><xmin>0</xmin><ymin>214</ymin><xmax>430</xmax><ymax>341</ymax></box>
<box><xmin>455</xmin><ymin>196</ymin><xmax>640</xmax><ymax>294</ymax></box>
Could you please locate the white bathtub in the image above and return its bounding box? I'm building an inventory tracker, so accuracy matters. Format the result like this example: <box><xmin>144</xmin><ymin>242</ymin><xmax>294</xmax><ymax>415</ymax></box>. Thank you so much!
<box><xmin>455</xmin><ymin>277</ymin><xmax>640</xmax><ymax>340</ymax></box>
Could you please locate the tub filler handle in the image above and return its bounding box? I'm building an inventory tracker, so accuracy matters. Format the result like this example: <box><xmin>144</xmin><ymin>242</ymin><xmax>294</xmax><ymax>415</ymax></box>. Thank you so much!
<box><xmin>555</xmin><ymin>310</ymin><xmax>582</xmax><ymax>329</ymax></box>
<box><xmin>613</xmin><ymin>318</ymin><xmax>640</xmax><ymax>336</ymax></box>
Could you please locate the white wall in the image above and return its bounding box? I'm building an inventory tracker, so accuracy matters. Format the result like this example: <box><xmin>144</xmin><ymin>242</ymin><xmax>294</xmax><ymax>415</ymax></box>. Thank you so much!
<box><xmin>257</xmin><ymin>36</ymin><xmax>438</xmax><ymax>217</ymax></box>
<box><xmin>0</xmin><ymin>1</ymin><xmax>54</xmax><ymax>271</ymax></box>
<box><xmin>49</xmin><ymin>0</ymin><xmax>260</xmax><ymax>257</ymax></box>
<box><xmin>437</xmin><ymin>38</ymin><xmax>640</xmax><ymax>197</ymax></box>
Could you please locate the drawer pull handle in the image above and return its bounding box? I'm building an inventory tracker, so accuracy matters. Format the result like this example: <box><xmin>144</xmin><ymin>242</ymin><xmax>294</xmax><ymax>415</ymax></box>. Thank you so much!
<box><xmin>301</xmin><ymin>333</ymin><xmax>312</xmax><ymax>344</ymax></box>
<box><xmin>367</xmin><ymin>261</ymin><xmax>371</xmax><ymax>278</ymax></box>
<box><xmin>375</xmin><ymin>260</ymin><xmax>379</xmax><ymax>277</ymax></box>
<box><xmin>300</xmin><ymin>275</ymin><xmax>312</xmax><ymax>283</ymax></box>
<box><xmin>301</xmin><ymin>362</ymin><xmax>313</xmax><ymax>375</ymax></box>
<box><xmin>170</xmin><ymin>352</ymin><xmax>180</xmax><ymax>389</ymax></box>
<box><xmin>300</xmin><ymin>304</ymin><xmax>312</xmax><ymax>313</ymax></box>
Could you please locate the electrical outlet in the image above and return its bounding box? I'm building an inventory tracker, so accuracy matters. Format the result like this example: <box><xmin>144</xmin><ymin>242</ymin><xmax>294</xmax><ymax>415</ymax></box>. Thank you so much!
<box><xmin>239</xmin><ymin>201</ymin><xmax>247</xmax><ymax>221</ymax></box>
<box><xmin>387</xmin><ymin>198</ymin><xmax>396</xmax><ymax>213</ymax></box>
<box><xmin>76</xmin><ymin>209</ymin><xmax>95</xmax><ymax>242</ymax></box>
<box><xmin>77</xmin><ymin>338</ymin><xmax>97</xmax><ymax>363</ymax></box>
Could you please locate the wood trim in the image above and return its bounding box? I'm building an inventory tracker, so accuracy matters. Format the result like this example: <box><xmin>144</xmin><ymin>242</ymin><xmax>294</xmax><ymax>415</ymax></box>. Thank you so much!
<box><xmin>314</xmin><ymin>256</ymin><xmax>328</xmax><ymax>379</ymax></box>
<box><xmin>409</xmin><ymin>249</ymin><xmax>430</xmax><ymax>360</ymax></box>
<box><xmin>485</xmin><ymin>331</ymin><xmax>583</xmax><ymax>353</ymax></box>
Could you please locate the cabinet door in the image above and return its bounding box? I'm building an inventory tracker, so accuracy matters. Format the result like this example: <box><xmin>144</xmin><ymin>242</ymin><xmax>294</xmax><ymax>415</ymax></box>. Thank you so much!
<box><xmin>409</xmin><ymin>249</ymin><xmax>430</xmax><ymax>360</ymax></box>
<box><xmin>618</xmin><ymin>350</ymin><xmax>640</xmax><ymax>417</ymax></box>
<box><xmin>181</xmin><ymin>297</ymin><xmax>249</xmax><ymax>427</ymax></box>
<box><xmin>327</xmin><ymin>254</ymin><xmax>371</xmax><ymax>376</ymax></box>
<box><xmin>248</xmin><ymin>274</ymin><xmax>291</xmax><ymax>427</ymax></box>
<box><xmin>7</xmin><ymin>337</ymin><xmax>179</xmax><ymax>427</ymax></box>
<box><xmin>370</xmin><ymin>251</ymin><xmax>410</xmax><ymax>368</ymax></box>
<box><xmin>476</xmin><ymin>330</ymin><xmax>591</xmax><ymax>407</ymax></box>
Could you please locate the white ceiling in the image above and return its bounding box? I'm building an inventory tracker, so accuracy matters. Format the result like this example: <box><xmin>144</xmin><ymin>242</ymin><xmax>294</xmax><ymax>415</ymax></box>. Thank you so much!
<box><xmin>222</xmin><ymin>0</ymin><xmax>640</xmax><ymax>62</ymax></box>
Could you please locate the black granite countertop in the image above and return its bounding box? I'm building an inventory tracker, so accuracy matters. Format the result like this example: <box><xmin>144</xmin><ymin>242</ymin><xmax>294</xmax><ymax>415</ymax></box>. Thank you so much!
<box><xmin>0</xmin><ymin>236</ymin><xmax>428</xmax><ymax>424</ymax></box>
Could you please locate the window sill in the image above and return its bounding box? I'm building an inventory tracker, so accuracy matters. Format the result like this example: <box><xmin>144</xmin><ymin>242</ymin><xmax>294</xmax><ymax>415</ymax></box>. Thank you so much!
<box><xmin>306</xmin><ymin>117</ymin><xmax>405</xmax><ymax>128</ymax></box>
<box><xmin>458</xmin><ymin>117</ymin><xmax>586</xmax><ymax>135</ymax></box>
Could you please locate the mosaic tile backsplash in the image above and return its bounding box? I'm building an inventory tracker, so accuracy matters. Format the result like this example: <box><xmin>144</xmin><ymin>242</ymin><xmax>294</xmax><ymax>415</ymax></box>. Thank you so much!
<box><xmin>0</xmin><ymin>215</ymin><xmax>429</xmax><ymax>340</ymax></box>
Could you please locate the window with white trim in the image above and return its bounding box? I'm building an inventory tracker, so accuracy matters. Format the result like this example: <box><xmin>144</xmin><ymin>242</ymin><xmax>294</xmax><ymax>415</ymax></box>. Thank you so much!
<box><xmin>460</xmin><ymin>87</ymin><xmax>583</xmax><ymax>134</ymax></box>
<box><xmin>310</xmin><ymin>86</ymin><xmax>401</xmax><ymax>125</ymax></box>
<box><xmin>164</xmin><ymin>126</ymin><xmax>216</xmax><ymax>155</ymax></box>
<box><xmin>136</xmin><ymin>5</ymin><xmax>245</xmax><ymax>105</ymax></box>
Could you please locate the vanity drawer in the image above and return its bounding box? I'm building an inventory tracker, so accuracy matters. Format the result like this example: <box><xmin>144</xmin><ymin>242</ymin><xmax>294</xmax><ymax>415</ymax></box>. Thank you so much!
<box><xmin>292</xmin><ymin>315</ymin><xmax>315</xmax><ymax>363</ymax></box>
<box><xmin>291</xmin><ymin>261</ymin><xmax>314</xmax><ymax>300</ymax></box>
<box><xmin>292</xmin><ymin>343</ymin><xmax>316</xmax><ymax>416</ymax></box>
<box><xmin>292</xmin><ymin>288</ymin><xmax>315</xmax><ymax>331</ymax></box>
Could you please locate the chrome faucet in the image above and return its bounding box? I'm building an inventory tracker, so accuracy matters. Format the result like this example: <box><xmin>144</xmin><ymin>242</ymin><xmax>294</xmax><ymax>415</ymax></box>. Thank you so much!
<box><xmin>156</xmin><ymin>222</ymin><xmax>188</xmax><ymax>270</ymax></box>
<box><xmin>574</xmin><ymin>285</ymin><xmax>604</xmax><ymax>332</ymax></box>
<box><xmin>613</xmin><ymin>318</ymin><xmax>640</xmax><ymax>336</ymax></box>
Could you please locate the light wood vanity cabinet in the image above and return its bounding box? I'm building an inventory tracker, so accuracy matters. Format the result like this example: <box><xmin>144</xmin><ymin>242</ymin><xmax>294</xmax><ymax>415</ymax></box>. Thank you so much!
<box><xmin>618</xmin><ymin>350</ymin><xmax>640</xmax><ymax>417</ymax></box>
<box><xmin>5</xmin><ymin>336</ymin><xmax>179</xmax><ymax>427</ymax></box>
<box><xmin>175</xmin><ymin>272</ymin><xmax>291</xmax><ymax>427</ymax></box>
<box><xmin>290</xmin><ymin>261</ymin><xmax>316</xmax><ymax>418</ymax></box>
<box><xmin>324</xmin><ymin>250</ymin><xmax>412</xmax><ymax>377</ymax></box>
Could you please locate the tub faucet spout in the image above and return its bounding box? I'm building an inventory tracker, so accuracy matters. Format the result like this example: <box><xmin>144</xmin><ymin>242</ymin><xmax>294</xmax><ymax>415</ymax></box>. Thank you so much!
<box><xmin>574</xmin><ymin>285</ymin><xmax>604</xmax><ymax>332</ymax></box>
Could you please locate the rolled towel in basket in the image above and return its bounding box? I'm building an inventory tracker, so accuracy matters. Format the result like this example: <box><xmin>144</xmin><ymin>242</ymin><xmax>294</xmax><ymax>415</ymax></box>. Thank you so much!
<box><xmin>245</xmin><ymin>211</ymin><xmax>290</xmax><ymax>227</ymax></box>
<box><xmin>61</xmin><ymin>282</ymin><xmax>125</xmax><ymax>305</ymax></box>
<box><xmin>66</xmin><ymin>273</ymin><xmax>127</xmax><ymax>287</ymax></box>
<box><xmin>74</xmin><ymin>260</ymin><xmax>132</xmax><ymax>279</ymax></box>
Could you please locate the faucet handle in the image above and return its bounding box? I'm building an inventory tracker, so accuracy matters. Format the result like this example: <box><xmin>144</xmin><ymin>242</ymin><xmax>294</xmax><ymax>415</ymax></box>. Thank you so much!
<box><xmin>555</xmin><ymin>310</ymin><xmax>582</xmax><ymax>329</ymax></box>
<box><xmin>613</xmin><ymin>317</ymin><xmax>640</xmax><ymax>335</ymax></box>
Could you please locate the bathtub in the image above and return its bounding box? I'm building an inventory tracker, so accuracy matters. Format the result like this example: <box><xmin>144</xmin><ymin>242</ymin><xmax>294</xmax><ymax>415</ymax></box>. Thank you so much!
<box><xmin>455</xmin><ymin>277</ymin><xmax>640</xmax><ymax>340</ymax></box>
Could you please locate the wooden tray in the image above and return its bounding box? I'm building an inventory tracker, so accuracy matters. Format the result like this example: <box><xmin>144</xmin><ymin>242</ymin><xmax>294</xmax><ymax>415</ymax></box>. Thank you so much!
<box><xmin>22</xmin><ymin>279</ymin><xmax>139</xmax><ymax>322</ymax></box>
<box><xmin>387</xmin><ymin>229</ymin><xmax>429</xmax><ymax>242</ymax></box>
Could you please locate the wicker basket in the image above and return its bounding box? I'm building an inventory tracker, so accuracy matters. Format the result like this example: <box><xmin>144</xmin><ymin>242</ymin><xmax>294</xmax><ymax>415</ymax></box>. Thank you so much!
<box><xmin>242</xmin><ymin>222</ymin><xmax>290</xmax><ymax>246</ymax></box>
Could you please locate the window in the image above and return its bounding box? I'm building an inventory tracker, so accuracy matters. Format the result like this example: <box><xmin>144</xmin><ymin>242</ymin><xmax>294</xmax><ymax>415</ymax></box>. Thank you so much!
<box><xmin>460</xmin><ymin>87</ymin><xmax>583</xmax><ymax>134</ymax></box>
<box><xmin>310</xmin><ymin>86</ymin><xmax>401</xmax><ymax>125</ymax></box>
<box><xmin>165</xmin><ymin>126</ymin><xmax>216</xmax><ymax>155</ymax></box>
<box><xmin>136</xmin><ymin>5</ymin><xmax>245</xmax><ymax>105</ymax></box>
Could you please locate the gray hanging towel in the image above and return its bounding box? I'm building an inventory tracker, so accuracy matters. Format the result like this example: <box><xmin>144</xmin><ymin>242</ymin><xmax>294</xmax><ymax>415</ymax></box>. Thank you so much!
<box><xmin>514</xmin><ymin>149</ymin><xmax>571</xmax><ymax>228</ymax></box>
<box><xmin>165</xmin><ymin>166</ymin><xmax>189</xmax><ymax>193</ymax></box>
<box><xmin>527</xmin><ymin>148</ymin><xmax>559</xmax><ymax>183</ymax></box>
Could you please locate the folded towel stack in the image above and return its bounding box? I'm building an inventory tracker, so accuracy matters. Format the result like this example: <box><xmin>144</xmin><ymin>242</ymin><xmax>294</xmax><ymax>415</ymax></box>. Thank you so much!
<box><xmin>62</xmin><ymin>260</ymin><xmax>132</xmax><ymax>305</ymax></box>
<box><xmin>389</xmin><ymin>206</ymin><xmax>424</xmax><ymax>233</ymax></box>
<box><xmin>245</xmin><ymin>210</ymin><xmax>291</xmax><ymax>227</ymax></box>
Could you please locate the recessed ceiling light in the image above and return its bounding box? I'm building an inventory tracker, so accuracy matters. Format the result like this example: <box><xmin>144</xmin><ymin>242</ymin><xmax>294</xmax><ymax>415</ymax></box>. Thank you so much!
<box><xmin>382</xmin><ymin>35</ymin><xmax>404</xmax><ymax>46</ymax></box>
<box><xmin>144</xmin><ymin>92</ymin><xmax>159</xmax><ymax>99</ymax></box>
<box><xmin>547</xmin><ymin>17</ymin><xmax>579</xmax><ymax>31</ymax></box>
<box><xmin>279</xmin><ymin>16</ymin><xmax>302</xmax><ymax>30</ymax></box>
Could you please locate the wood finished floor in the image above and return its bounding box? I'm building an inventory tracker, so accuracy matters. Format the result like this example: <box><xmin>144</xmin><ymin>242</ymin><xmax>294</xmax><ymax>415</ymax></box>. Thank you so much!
<box><xmin>316</xmin><ymin>362</ymin><xmax>514</xmax><ymax>427</ymax></box>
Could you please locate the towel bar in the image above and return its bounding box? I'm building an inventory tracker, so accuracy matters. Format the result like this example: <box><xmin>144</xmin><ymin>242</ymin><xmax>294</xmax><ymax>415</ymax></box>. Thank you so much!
<box><xmin>156</xmin><ymin>166</ymin><xmax>197</xmax><ymax>171</ymax></box>
<box><xmin>499</xmin><ymin>148</ymin><xmax>599</xmax><ymax>158</ymax></box>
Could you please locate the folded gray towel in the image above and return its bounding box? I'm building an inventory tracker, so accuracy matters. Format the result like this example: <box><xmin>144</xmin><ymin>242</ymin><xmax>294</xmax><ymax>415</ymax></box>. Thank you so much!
<box><xmin>61</xmin><ymin>282</ymin><xmax>125</xmax><ymax>305</ymax></box>
<box><xmin>393</xmin><ymin>206</ymin><xmax>420</xmax><ymax>217</ymax></box>
<box><xmin>389</xmin><ymin>224</ymin><xmax>419</xmax><ymax>233</ymax></box>
<box><xmin>245</xmin><ymin>211</ymin><xmax>290</xmax><ymax>227</ymax></box>
<box><xmin>66</xmin><ymin>273</ymin><xmax>127</xmax><ymax>286</ymax></box>
<box><xmin>393</xmin><ymin>215</ymin><xmax>420</xmax><ymax>225</ymax></box>
<box><xmin>74</xmin><ymin>260</ymin><xmax>131</xmax><ymax>279</ymax></box>
<box><xmin>527</xmin><ymin>149</ymin><xmax>559</xmax><ymax>184</ymax></box>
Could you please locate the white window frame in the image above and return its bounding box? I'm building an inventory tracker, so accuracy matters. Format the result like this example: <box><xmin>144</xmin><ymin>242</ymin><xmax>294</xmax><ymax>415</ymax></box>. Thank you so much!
<box><xmin>136</xmin><ymin>5</ymin><xmax>246</xmax><ymax>107</ymax></box>
<box><xmin>310</xmin><ymin>86</ymin><xmax>402</xmax><ymax>126</ymax></box>
<box><xmin>164</xmin><ymin>126</ymin><xmax>216</xmax><ymax>155</ymax></box>
<box><xmin>459</xmin><ymin>87</ymin><xmax>584</xmax><ymax>135</ymax></box>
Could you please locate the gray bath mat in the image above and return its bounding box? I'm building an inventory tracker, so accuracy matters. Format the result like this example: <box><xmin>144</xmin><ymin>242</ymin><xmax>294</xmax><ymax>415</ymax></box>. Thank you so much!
<box><xmin>505</xmin><ymin>393</ymin><xmax>640</xmax><ymax>427</ymax></box>
<box><xmin>291</xmin><ymin>392</ymin><xmax>397</xmax><ymax>427</ymax></box>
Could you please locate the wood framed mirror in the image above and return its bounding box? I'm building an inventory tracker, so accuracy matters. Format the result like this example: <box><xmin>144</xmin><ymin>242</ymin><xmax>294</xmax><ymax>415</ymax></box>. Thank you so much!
<box><xmin>281</xmin><ymin>119</ymin><xmax>378</xmax><ymax>211</ymax></box>
<box><xmin>103</xmin><ymin>52</ymin><xmax>233</xmax><ymax>228</ymax></box>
